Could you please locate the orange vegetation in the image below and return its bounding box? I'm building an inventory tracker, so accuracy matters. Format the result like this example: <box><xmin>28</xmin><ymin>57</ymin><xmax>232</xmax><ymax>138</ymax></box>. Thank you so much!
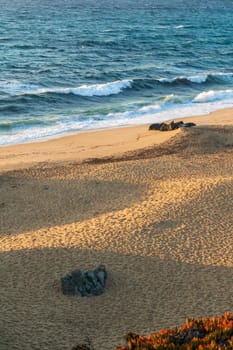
<box><xmin>116</xmin><ymin>313</ymin><xmax>233</xmax><ymax>350</ymax></box>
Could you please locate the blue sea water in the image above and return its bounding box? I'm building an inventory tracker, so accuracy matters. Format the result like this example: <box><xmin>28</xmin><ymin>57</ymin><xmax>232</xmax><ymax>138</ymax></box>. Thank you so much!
<box><xmin>0</xmin><ymin>0</ymin><xmax>233</xmax><ymax>145</ymax></box>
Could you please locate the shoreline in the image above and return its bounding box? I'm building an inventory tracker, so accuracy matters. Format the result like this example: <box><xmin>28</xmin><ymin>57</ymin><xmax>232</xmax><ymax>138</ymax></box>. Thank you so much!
<box><xmin>0</xmin><ymin>107</ymin><xmax>233</xmax><ymax>173</ymax></box>
<box><xmin>1</xmin><ymin>106</ymin><xmax>233</xmax><ymax>147</ymax></box>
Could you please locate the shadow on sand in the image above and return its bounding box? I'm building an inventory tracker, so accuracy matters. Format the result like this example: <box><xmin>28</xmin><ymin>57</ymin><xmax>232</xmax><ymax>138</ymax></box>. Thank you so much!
<box><xmin>0</xmin><ymin>175</ymin><xmax>146</xmax><ymax>236</ymax></box>
<box><xmin>1</xmin><ymin>246</ymin><xmax>233</xmax><ymax>350</ymax></box>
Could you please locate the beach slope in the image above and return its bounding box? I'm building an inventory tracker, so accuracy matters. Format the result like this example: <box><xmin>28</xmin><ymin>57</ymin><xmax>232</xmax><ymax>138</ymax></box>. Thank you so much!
<box><xmin>0</xmin><ymin>108</ymin><xmax>233</xmax><ymax>350</ymax></box>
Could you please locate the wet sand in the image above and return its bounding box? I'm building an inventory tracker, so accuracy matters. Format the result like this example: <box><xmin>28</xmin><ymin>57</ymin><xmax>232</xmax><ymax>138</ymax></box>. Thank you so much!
<box><xmin>0</xmin><ymin>108</ymin><xmax>233</xmax><ymax>350</ymax></box>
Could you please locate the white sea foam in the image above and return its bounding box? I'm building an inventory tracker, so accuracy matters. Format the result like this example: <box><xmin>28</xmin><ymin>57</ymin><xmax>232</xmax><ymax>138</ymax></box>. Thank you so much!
<box><xmin>190</xmin><ymin>72</ymin><xmax>233</xmax><ymax>83</ymax></box>
<box><xmin>157</xmin><ymin>72</ymin><xmax>233</xmax><ymax>84</ymax></box>
<box><xmin>174</xmin><ymin>25</ymin><xmax>185</xmax><ymax>29</ymax></box>
<box><xmin>157</xmin><ymin>77</ymin><xmax>173</xmax><ymax>83</ymax></box>
<box><xmin>2</xmin><ymin>73</ymin><xmax>232</xmax><ymax>98</ymax></box>
<box><xmin>2</xmin><ymin>75</ymin><xmax>233</xmax><ymax>146</ymax></box>
<box><xmin>0</xmin><ymin>78</ymin><xmax>134</xmax><ymax>97</ymax></box>
<box><xmin>194</xmin><ymin>89</ymin><xmax>233</xmax><ymax>103</ymax></box>
<box><xmin>107</xmin><ymin>103</ymin><xmax>161</xmax><ymax>120</ymax></box>
<box><xmin>49</xmin><ymin>80</ymin><xmax>132</xmax><ymax>96</ymax></box>
<box><xmin>211</xmin><ymin>72</ymin><xmax>233</xmax><ymax>82</ymax></box>
<box><xmin>1</xmin><ymin>97</ymin><xmax>233</xmax><ymax>146</ymax></box>
<box><xmin>188</xmin><ymin>75</ymin><xmax>208</xmax><ymax>83</ymax></box>
<box><xmin>0</xmin><ymin>79</ymin><xmax>132</xmax><ymax>97</ymax></box>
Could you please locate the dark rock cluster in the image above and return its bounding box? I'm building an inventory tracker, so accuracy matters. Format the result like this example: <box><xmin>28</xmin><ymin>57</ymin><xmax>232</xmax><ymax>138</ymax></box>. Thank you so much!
<box><xmin>149</xmin><ymin>120</ymin><xmax>196</xmax><ymax>131</ymax></box>
<box><xmin>61</xmin><ymin>264</ymin><xmax>107</xmax><ymax>297</ymax></box>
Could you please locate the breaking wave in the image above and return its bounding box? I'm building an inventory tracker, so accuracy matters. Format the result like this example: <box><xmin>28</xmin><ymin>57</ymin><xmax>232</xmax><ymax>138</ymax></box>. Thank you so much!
<box><xmin>194</xmin><ymin>89</ymin><xmax>233</xmax><ymax>103</ymax></box>
<box><xmin>0</xmin><ymin>79</ymin><xmax>133</xmax><ymax>97</ymax></box>
<box><xmin>157</xmin><ymin>72</ymin><xmax>233</xmax><ymax>85</ymax></box>
<box><xmin>1</xmin><ymin>72</ymin><xmax>233</xmax><ymax>99</ymax></box>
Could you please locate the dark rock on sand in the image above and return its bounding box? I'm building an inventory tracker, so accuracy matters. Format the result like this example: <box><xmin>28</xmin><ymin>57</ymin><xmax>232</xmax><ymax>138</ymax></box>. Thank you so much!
<box><xmin>149</xmin><ymin>120</ymin><xmax>196</xmax><ymax>131</ymax></box>
<box><xmin>149</xmin><ymin>123</ymin><xmax>161</xmax><ymax>130</ymax></box>
<box><xmin>182</xmin><ymin>122</ymin><xmax>196</xmax><ymax>128</ymax></box>
<box><xmin>174</xmin><ymin>121</ymin><xmax>184</xmax><ymax>128</ymax></box>
<box><xmin>159</xmin><ymin>123</ymin><xmax>170</xmax><ymax>131</ymax></box>
<box><xmin>61</xmin><ymin>264</ymin><xmax>107</xmax><ymax>297</ymax></box>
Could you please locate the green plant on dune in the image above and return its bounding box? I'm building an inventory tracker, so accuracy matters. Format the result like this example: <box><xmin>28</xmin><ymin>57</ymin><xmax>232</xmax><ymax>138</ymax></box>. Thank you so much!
<box><xmin>116</xmin><ymin>312</ymin><xmax>233</xmax><ymax>350</ymax></box>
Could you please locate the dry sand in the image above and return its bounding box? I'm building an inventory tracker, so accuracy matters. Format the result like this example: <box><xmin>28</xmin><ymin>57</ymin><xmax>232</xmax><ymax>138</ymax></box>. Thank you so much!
<box><xmin>0</xmin><ymin>108</ymin><xmax>233</xmax><ymax>350</ymax></box>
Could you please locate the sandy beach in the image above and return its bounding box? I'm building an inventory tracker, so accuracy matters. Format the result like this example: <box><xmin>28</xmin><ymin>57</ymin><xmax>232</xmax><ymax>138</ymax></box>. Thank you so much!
<box><xmin>0</xmin><ymin>108</ymin><xmax>233</xmax><ymax>350</ymax></box>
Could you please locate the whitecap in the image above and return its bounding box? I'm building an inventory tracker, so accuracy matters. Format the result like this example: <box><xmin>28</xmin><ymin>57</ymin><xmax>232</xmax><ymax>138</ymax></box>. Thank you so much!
<box><xmin>47</xmin><ymin>79</ymin><xmax>132</xmax><ymax>97</ymax></box>
<box><xmin>188</xmin><ymin>75</ymin><xmax>208</xmax><ymax>83</ymax></box>
<box><xmin>0</xmin><ymin>79</ymin><xmax>133</xmax><ymax>97</ymax></box>
<box><xmin>157</xmin><ymin>77</ymin><xmax>174</xmax><ymax>83</ymax></box>
<box><xmin>194</xmin><ymin>89</ymin><xmax>233</xmax><ymax>103</ymax></box>
<box><xmin>157</xmin><ymin>74</ymin><xmax>208</xmax><ymax>84</ymax></box>
<box><xmin>158</xmin><ymin>72</ymin><xmax>233</xmax><ymax>85</ymax></box>
<box><xmin>210</xmin><ymin>72</ymin><xmax>233</xmax><ymax>82</ymax></box>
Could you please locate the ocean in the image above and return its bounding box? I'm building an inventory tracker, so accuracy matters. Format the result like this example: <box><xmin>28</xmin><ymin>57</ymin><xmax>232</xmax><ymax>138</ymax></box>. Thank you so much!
<box><xmin>0</xmin><ymin>0</ymin><xmax>233</xmax><ymax>146</ymax></box>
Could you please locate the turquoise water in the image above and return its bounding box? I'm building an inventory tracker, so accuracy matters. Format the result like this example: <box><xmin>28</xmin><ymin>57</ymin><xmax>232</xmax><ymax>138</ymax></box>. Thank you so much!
<box><xmin>0</xmin><ymin>0</ymin><xmax>233</xmax><ymax>145</ymax></box>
